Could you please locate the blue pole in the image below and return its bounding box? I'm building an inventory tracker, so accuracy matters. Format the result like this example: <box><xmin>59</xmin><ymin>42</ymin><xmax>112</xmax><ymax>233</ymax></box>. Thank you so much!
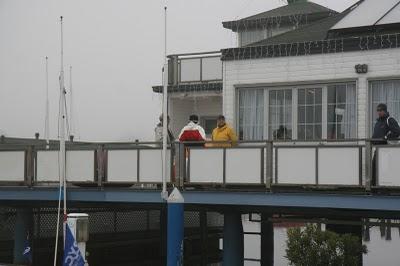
<box><xmin>167</xmin><ymin>188</ymin><xmax>184</xmax><ymax>266</ymax></box>
<box><xmin>223</xmin><ymin>213</ymin><xmax>244</xmax><ymax>266</ymax></box>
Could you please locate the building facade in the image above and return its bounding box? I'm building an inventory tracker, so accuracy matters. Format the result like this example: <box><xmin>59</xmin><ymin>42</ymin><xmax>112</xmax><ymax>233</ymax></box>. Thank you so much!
<box><xmin>153</xmin><ymin>0</ymin><xmax>400</xmax><ymax>141</ymax></box>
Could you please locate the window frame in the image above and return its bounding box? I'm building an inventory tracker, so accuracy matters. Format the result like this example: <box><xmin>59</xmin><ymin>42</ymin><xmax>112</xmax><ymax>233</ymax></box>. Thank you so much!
<box><xmin>236</xmin><ymin>81</ymin><xmax>358</xmax><ymax>141</ymax></box>
<box><xmin>368</xmin><ymin>77</ymin><xmax>400</xmax><ymax>138</ymax></box>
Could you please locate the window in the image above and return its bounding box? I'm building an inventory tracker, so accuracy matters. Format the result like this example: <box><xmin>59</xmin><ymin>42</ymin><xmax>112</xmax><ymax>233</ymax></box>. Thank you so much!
<box><xmin>238</xmin><ymin>89</ymin><xmax>264</xmax><ymax>140</ymax></box>
<box><xmin>237</xmin><ymin>82</ymin><xmax>357</xmax><ymax>141</ymax></box>
<box><xmin>370</xmin><ymin>80</ymin><xmax>400</xmax><ymax>133</ymax></box>
<box><xmin>201</xmin><ymin>117</ymin><xmax>218</xmax><ymax>138</ymax></box>
<box><xmin>297</xmin><ymin>88</ymin><xmax>322</xmax><ymax>140</ymax></box>
<box><xmin>327</xmin><ymin>83</ymin><xmax>357</xmax><ymax>139</ymax></box>
<box><xmin>269</xmin><ymin>89</ymin><xmax>292</xmax><ymax>140</ymax></box>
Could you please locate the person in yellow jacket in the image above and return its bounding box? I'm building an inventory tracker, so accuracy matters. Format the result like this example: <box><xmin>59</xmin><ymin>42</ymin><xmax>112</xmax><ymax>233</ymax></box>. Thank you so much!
<box><xmin>211</xmin><ymin>115</ymin><xmax>238</xmax><ymax>147</ymax></box>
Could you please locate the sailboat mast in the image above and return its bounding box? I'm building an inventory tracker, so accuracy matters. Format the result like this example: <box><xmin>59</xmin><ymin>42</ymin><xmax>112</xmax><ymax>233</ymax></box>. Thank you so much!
<box><xmin>59</xmin><ymin>16</ymin><xmax>67</xmax><ymax>244</ymax></box>
<box><xmin>161</xmin><ymin>5</ymin><xmax>168</xmax><ymax>200</ymax></box>
<box><xmin>69</xmin><ymin>66</ymin><xmax>74</xmax><ymax>139</ymax></box>
<box><xmin>45</xmin><ymin>56</ymin><xmax>50</xmax><ymax>147</ymax></box>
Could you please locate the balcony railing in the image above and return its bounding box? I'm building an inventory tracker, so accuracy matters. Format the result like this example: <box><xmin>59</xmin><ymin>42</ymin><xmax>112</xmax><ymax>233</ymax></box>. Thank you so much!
<box><xmin>0</xmin><ymin>139</ymin><xmax>398</xmax><ymax>192</ymax></box>
<box><xmin>167</xmin><ymin>51</ymin><xmax>222</xmax><ymax>85</ymax></box>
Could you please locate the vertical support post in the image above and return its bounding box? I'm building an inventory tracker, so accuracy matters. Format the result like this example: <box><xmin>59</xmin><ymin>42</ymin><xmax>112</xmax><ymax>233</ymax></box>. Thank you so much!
<box><xmin>363</xmin><ymin>219</ymin><xmax>370</xmax><ymax>242</ymax></box>
<box><xmin>167</xmin><ymin>188</ymin><xmax>184</xmax><ymax>266</ymax></box>
<box><xmin>200</xmin><ymin>211</ymin><xmax>208</xmax><ymax>266</ymax></box>
<box><xmin>365</xmin><ymin>140</ymin><xmax>372</xmax><ymax>191</ymax></box>
<box><xmin>223</xmin><ymin>213</ymin><xmax>243</xmax><ymax>266</ymax></box>
<box><xmin>160</xmin><ymin>206</ymin><xmax>167</xmax><ymax>262</ymax></box>
<box><xmin>266</xmin><ymin>142</ymin><xmax>273</xmax><ymax>190</ymax></box>
<box><xmin>261</xmin><ymin>213</ymin><xmax>274</xmax><ymax>266</ymax></box>
<box><xmin>14</xmin><ymin>208</ymin><xmax>32</xmax><ymax>264</ymax></box>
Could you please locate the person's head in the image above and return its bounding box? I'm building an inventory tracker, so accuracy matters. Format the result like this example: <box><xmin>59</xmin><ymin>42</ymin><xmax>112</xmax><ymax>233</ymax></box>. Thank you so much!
<box><xmin>217</xmin><ymin>115</ymin><xmax>226</xmax><ymax>128</ymax></box>
<box><xmin>189</xmin><ymin>114</ymin><xmax>199</xmax><ymax>124</ymax></box>
<box><xmin>159</xmin><ymin>114</ymin><xmax>170</xmax><ymax>125</ymax></box>
<box><xmin>377</xmin><ymin>103</ymin><xmax>388</xmax><ymax>118</ymax></box>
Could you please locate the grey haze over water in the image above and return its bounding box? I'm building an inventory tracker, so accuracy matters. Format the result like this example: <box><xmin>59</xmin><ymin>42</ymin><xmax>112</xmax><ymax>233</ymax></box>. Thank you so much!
<box><xmin>0</xmin><ymin>0</ymin><xmax>356</xmax><ymax>141</ymax></box>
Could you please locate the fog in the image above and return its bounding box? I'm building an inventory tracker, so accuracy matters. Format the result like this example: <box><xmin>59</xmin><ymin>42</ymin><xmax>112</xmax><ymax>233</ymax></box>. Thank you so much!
<box><xmin>0</xmin><ymin>0</ymin><xmax>357</xmax><ymax>141</ymax></box>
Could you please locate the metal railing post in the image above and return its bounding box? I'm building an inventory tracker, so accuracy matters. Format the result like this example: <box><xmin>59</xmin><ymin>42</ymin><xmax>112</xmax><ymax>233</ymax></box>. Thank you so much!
<box><xmin>97</xmin><ymin>145</ymin><xmax>105</xmax><ymax>187</ymax></box>
<box><xmin>266</xmin><ymin>141</ymin><xmax>273</xmax><ymax>190</ymax></box>
<box><xmin>365</xmin><ymin>140</ymin><xmax>372</xmax><ymax>192</ymax></box>
<box><xmin>26</xmin><ymin>146</ymin><xmax>34</xmax><ymax>187</ymax></box>
<box><xmin>175</xmin><ymin>142</ymin><xmax>185</xmax><ymax>189</ymax></box>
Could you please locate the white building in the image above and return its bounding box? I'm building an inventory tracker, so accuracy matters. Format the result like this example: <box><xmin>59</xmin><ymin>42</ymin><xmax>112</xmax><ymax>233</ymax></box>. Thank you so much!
<box><xmin>153</xmin><ymin>0</ymin><xmax>400</xmax><ymax>141</ymax></box>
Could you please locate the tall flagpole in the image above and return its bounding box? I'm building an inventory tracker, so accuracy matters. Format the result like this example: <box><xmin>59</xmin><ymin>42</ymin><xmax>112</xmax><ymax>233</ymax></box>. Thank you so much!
<box><xmin>59</xmin><ymin>16</ymin><xmax>67</xmax><ymax>246</ymax></box>
<box><xmin>161</xmin><ymin>5</ymin><xmax>168</xmax><ymax>200</ymax></box>
<box><xmin>45</xmin><ymin>56</ymin><xmax>50</xmax><ymax>148</ymax></box>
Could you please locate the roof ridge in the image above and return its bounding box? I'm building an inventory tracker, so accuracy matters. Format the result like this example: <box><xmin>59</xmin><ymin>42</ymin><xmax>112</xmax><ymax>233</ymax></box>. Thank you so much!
<box><xmin>238</xmin><ymin>1</ymin><xmax>337</xmax><ymax>21</ymax></box>
<box><xmin>245</xmin><ymin>11</ymin><xmax>348</xmax><ymax>47</ymax></box>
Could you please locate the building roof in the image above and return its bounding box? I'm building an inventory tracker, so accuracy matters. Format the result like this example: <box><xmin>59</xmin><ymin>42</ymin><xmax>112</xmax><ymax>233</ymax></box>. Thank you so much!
<box><xmin>223</xmin><ymin>1</ymin><xmax>338</xmax><ymax>31</ymax></box>
<box><xmin>245</xmin><ymin>1</ymin><xmax>336</xmax><ymax>20</ymax></box>
<box><xmin>249</xmin><ymin>11</ymin><xmax>348</xmax><ymax>46</ymax></box>
<box><xmin>331</xmin><ymin>0</ymin><xmax>400</xmax><ymax>30</ymax></box>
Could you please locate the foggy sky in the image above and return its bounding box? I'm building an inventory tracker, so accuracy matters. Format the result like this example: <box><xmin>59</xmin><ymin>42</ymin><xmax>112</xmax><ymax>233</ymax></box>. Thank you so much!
<box><xmin>0</xmin><ymin>0</ymin><xmax>357</xmax><ymax>141</ymax></box>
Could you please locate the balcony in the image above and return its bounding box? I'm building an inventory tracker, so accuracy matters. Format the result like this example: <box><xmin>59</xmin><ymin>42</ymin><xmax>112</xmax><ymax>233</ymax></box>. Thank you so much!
<box><xmin>152</xmin><ymin>51</ymin><xmax>222</xmax><ymax>94</ymax></box>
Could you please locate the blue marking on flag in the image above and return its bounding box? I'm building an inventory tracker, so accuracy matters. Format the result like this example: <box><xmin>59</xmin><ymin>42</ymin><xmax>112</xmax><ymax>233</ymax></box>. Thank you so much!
<box><xmin>22</xmin><ymin>237</ymin><xmax>32</xmax><ymax>264</ymax></box>
<box><xmin>63</xmin><ymin>224</ymin><xmax>85</xmax><ymax>266</ymax></box>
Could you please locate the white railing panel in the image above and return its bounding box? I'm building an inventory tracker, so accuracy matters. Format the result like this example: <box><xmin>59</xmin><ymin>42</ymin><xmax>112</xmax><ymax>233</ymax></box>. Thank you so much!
<box><xmin>378</xmin><ymin>147</ymin><xmax>400</xmax><ymax>186</ymax></box>
<box><xmin>318</xmin><ymin>148</ymin><xmax>359</xmax><ymax>185</ymax></box>
<box><xmin>0</xmin><ymin>151</ymin><xmax>25</xmax><ymax>182</ymax></box>
<box><xmin>190</xmin><ymin>149</ymin><xmax>223</xmax><ymax>183</ymax></box>
<box><xmin>36</xmin><ymin>151</ymin><xmax>59</xmax><ymax>182</ymax></box>
<box><xmin>107</xmin><ymin>150</ymin><xmax>138</xmax><ymax>182</ymax></box>
<box><xmin>226</xmin><ymin>148</ymin><xmax>262</xmax><ymax>184</ymax></box>
<box><xmin>277</xmin><ymin>148</ymin><xmax>316</xmax><ymax>184</ymax></box>
<box><xmin>66</xmin><ymin>151</ymin><xmax>95</xmax><ymax>182</ymax></box>
<box><xmin>139</xmin><ymin>149</ymin><xmax>170</xmax><ymax>183</ymax></box>
<box><xmin>180</xmin><ymin>58</ymin><xmax>201</xmax><ymax>82</ymax></box>
<box><xmin>201</xmin><ymin>57</ymin><xmax>222</xmax><ymax>80</ymax></box>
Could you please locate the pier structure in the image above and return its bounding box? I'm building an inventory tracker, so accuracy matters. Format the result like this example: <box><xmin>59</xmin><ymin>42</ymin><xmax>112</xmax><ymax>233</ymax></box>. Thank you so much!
<box><xmin>1</xmin><ymin>137</ymin><xmax>400</xmax><ymax>265</ymax></box>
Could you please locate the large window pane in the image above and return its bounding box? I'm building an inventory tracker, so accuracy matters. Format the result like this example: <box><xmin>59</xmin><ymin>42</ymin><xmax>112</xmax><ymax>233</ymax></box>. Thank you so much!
<box><xmin>326</xmin><ymin>83</ymin><xmax>357</xmax><ymax>139</ymax></box>
<box><xmin>297</xmin><ymin>88</ymin><xmax>322</xmax><ymax>140</ymax></box>
<box><xmin>269</xmin><ymin>89</ymin><xmax>292</xmax><ymax>140</ymax></box>
<box><xmin>370</xmin><ymin>80</ymin><xmax>400</xmax><ymax>134</ymax></box>
<box><xmin>238</xmin><ymin>89</ymin><xmax>264</xmax><ymax>140</ymax></box>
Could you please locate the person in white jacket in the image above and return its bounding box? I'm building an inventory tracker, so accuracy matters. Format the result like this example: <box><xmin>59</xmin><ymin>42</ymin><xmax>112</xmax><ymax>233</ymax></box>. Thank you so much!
<box><xmin>178</xmin><ymin>115</ymin><xmax>206</xmax><ymax>146</ymax></box>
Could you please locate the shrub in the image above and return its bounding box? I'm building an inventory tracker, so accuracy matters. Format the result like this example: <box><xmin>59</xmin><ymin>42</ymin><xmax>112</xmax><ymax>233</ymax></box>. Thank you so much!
<box><xmin>286</xmin><ymin>224</ymin><xmax>367</xmax><ymax>266</ymax></box>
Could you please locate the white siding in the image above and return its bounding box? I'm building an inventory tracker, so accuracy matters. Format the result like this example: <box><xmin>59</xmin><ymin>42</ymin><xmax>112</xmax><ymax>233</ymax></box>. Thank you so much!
<box><xmin>223</xmin><ymin>48</ymin><xmax>400</xmax><ymax>138</ymax></box>
<box><xmin>170</xmin><ymin>96</ymin><xmax>222</xmax><ymax>137</ymax></box>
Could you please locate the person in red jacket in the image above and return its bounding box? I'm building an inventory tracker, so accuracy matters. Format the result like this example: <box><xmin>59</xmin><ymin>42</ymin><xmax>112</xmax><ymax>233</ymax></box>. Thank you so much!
<box><xmin>179</xmin><ymin>115</ymin><xmax>206</xmax><ymax>146</ymax></box>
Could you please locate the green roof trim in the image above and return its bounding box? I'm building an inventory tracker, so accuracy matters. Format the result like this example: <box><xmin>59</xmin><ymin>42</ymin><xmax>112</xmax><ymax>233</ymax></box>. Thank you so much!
<box><xmin>152</xmin><ymin>82</ymin><xmax>222</xmax><ymax>94</ymax></box>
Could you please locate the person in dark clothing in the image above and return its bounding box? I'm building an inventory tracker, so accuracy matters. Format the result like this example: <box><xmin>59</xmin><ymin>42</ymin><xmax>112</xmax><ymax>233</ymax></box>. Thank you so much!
<box><xmin>371</xmin><ymin>103</ymin><xmax>400</xmax><ymax>185</ymax></box>
<box><xmin>372</xmin><ymin>103</ymin><xmax>400</xmax><ymax>144</ymax></box>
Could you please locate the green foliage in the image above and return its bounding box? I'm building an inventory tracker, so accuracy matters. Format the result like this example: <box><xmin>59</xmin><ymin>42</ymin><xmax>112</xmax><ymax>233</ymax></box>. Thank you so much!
<box><xmin>286</xmin><ymin>224</ymin><xmax>368</xmax><ymax>266</ymax></box>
